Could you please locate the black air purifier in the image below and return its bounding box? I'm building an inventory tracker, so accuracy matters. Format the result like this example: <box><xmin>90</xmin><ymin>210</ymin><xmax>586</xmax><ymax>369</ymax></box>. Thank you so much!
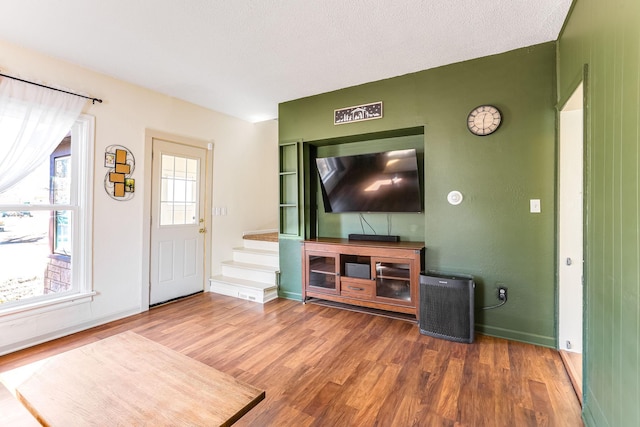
<box><xmin>419</xmin><ymin>272</ymin><xmax>475</xmax><ymax>343</ymax></box>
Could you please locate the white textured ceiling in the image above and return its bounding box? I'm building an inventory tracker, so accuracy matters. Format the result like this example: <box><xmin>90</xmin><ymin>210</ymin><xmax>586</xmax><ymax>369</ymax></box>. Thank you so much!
<box><xmin>0</xmin><ymin>0</ymin><xmax>571</xmax><ymax>122</ymax></box>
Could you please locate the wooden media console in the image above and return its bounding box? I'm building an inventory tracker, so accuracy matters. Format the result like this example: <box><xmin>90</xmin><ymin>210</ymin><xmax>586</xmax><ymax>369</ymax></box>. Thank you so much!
<box><xmin>302</xmin><ymin>238</ymin><xmax>425</xmax><ymax>319</ymax></box>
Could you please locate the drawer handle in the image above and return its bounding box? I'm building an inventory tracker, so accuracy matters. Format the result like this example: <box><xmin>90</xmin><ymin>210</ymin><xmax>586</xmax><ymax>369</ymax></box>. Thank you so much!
<box><xmin>348</xmin><ymin>286</ymin><xmax>365</xmax><ymax>291</ymax></box>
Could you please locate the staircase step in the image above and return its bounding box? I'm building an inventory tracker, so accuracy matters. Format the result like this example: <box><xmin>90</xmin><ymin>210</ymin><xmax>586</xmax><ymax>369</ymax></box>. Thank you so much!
<box><xmin>221</xmin><ymin>260</ymin><xmax>278</xmax><ymax>284</ymax></box>
<box><xmin>211</xmin><ymin>230</ymin><xmax>280</xmax><ymax>304</ymax></box>
<box><xmin>242</xmin><ymin>238</ymin><xmax>279</xmax><ymax>252</ymax></box>
<box><xmin>209</xmin><ymin>275</ymin><xmax>278</xmax><ymax>303</ymax></box>
<box><xmin>232</xmin><ymin>247</ymin><xmax>279</xmax><ymax>268</ymax></box>
<box><xmin>242</xmin><ymin>231</ymin><xmax>278</xmax><ymax>242</ymax></box>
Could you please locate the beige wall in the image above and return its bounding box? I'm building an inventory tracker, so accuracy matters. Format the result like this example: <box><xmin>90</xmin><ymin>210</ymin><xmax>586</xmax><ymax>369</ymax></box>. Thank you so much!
<box><xmin>0</xmin><ymin>39</ymin><xmax>278</xmax><ymax>354</ymax></box>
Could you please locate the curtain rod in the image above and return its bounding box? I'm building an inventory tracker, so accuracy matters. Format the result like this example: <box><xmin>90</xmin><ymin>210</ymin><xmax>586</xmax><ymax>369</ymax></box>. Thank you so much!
<box><xmin>0</xmin><ymin>71</ymin><xmax>103</xmax><ymax>104</ymax></box>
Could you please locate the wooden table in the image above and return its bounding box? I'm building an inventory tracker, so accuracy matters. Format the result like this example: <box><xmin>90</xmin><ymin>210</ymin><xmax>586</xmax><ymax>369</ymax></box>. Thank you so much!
<box><xmin>0</xmin><ymin>331</ymin><xmax>265</xmax><ymax>426</ymax></box>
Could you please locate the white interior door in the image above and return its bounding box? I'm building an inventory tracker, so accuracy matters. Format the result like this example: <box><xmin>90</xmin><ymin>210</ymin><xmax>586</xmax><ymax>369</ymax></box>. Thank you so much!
<box><xmin>558</xmin><ymin>83</ymin><xmax>584</xmax><ymax>353</ymax></box>
<box><xmin>150</xmin><ymin>138</ymin><xmax>207</xmax><ymax>305</ymax></box>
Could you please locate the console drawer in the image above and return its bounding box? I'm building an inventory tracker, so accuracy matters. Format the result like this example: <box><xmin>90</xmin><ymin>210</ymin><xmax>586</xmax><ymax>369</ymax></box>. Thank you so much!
<box><xmin>340</xmin><ymin>279</ymin><xmax>374</xmax><ymax>299</ymax></box>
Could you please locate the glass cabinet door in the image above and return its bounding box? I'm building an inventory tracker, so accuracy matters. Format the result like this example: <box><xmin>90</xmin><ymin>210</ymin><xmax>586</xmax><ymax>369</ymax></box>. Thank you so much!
<box><xmin>307</xmin><ymin>253</ymin><xmax>339</xmax><ymax>294</ymax></box>
<box><xmin>374</xmin><ymin>259</ymin><xmax>412</xmax><ymax>304</ymax></box>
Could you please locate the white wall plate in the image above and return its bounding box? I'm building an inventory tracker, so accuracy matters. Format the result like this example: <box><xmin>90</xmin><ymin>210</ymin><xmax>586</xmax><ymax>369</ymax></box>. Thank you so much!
<box><xmin>447</xmin><ymin>190</ymin><xmax>463</xmax><ymax>205</ymax></box>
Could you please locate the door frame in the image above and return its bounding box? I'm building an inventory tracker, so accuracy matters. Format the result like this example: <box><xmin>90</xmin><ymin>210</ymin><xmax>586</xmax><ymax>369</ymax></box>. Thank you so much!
<box><xmin>556</xmin><ymin>64</ymin><xmax>589</xmax><ymax>405</ymax></box>
<box><xmin>142</xmin><ymin>130</ymin><xmax>213</xmax><ymax>311</ymax></box>
<box><xmin>558</xmin><ymin>80</ymin><xmax>584</xmax><ymax>353</ymax></box>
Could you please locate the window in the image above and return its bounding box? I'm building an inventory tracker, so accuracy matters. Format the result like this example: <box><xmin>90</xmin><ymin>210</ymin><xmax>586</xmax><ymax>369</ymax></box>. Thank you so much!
<box><xmin>51</xmin><ymin>141</ymin><xmax>71</xmax><ymax>256</ymax></box>
<box><xmin>0</xmin><ymin>115</ymin><xmax>94</xmax><ymax>311</ymax></box>
<box><xmin>160</xmin><ymin>154</ymin><xmax>199</xmax><ymax>226</ymax></box>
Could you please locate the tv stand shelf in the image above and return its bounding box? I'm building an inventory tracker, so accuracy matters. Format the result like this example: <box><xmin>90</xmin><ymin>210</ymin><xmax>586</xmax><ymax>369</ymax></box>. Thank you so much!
<box><xmin>302</xmin><ymin>238</ymin><xmax>425</xmax><ymax>320</ymax></box>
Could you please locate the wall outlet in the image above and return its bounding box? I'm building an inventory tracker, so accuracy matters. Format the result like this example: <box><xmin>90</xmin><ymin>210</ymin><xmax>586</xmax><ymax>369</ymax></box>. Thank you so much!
<box><xmin>498</xmin><ymin>286</ymin><xmax>508</xmax><ymax>301</ymax></box>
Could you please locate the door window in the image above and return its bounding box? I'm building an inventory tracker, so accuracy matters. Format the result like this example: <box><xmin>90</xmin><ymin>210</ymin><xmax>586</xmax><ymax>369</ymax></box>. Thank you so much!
<box><xmin>159</xmin><ymin>154</ymin><xmax>199</xmax><ymax>226</ymax></box>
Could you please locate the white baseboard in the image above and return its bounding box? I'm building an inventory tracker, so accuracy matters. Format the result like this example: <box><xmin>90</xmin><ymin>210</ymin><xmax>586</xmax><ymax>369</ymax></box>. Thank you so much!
<box><xmin>0</xmin><ymin>306</ymin><xmax>141</xmax><ymax>356</ymax></box>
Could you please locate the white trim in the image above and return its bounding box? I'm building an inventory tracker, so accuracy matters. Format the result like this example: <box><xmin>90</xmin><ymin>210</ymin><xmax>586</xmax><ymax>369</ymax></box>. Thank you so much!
<box><xmin>142</xmin><ymin>132</ymin><xmax>152</xmax><ymax>312</ymax></box>
<box><xmin>72</xmin><ymin>114</ymin><xmax>95</xmax><ymax>296</ymax></box>
<box><xmin>0</xmin><ymin>291</ymin><xmax>96</xmax><ymax>319</ymax></box>
<box><xmin>0</xmin><ymin>304</ymin><xmax>139</xmax><ymax>356</ymax></box>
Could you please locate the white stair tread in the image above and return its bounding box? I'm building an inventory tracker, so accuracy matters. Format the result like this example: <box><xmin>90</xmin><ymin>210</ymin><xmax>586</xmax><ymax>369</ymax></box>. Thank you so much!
<box><xmin>210</xmin><ymin>275</ymin><xmax>277</xmax><ymax>290</ymax></box>
<box><xmin>221</xmin><ymin>260</ymin><xmax>279</xmax><ymax>273</ymax></box>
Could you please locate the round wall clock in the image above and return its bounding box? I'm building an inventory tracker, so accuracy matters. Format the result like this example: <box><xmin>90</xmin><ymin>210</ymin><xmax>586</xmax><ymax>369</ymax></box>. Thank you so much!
<box><xmin>467</xmin><ymin>105</ymin><xmax>502</xmax><ymax>136</ymax></box>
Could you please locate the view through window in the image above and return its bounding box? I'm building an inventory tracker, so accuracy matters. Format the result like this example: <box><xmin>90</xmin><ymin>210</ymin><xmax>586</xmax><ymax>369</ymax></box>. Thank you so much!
<box><xmin>0</xmin><ymin>136</ymin><xmax>71</xmax><ymax>304</ymax></box>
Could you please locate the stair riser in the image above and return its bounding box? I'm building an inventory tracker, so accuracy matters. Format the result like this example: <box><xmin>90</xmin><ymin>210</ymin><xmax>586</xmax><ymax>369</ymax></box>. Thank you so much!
<box><xmin>243</xmin><ymin>239</ymin><xmax>279</xmax><ymax>252</ymax></box>
<box><xmin>233</xmin><ymin>251</ymin><xmax>279</xmax><ymax>268</ymax></box>
<box><xmin>221</xmin><ymin>265</ymin><xmax>277</xmax><ymax>284</ymax></box>
<box><xmin>209</xmin><ymin>281</ymin><xmax>277</xmax><ymax>304</ymax></box>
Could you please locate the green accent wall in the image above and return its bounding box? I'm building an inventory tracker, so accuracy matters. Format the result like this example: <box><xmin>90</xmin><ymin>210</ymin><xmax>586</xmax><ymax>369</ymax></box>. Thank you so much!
<box><xmin>278</xmin><ymin>236</ymin><xmax>303</xmax><ymax>300</ymax></box>
<box><xmin>558</xmin><ymin>1</ymin><xmax>640</xmax><ymax>426</ymax></box>
<box><xmin>279</xmin><ymin>43</ymin><xmax>557</xmax><ymax>347</ymax></box>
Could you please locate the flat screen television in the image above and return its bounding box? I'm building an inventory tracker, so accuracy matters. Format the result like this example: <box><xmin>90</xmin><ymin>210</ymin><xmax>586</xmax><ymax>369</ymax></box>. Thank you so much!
<box><xmin>315</xmin><ymin>149</ymin><xmax>422</xmax><ymax>213</ymax></box>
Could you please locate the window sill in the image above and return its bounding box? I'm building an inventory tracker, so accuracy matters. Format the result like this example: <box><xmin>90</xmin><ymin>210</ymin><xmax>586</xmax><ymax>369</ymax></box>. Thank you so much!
<box><xmin>0</xmin><ymin>291</ymin><xmax>97</xmax><ymax>319</ymax></box>
<box><xmin>48</xmin><ymin>253</ymin><xmax>71</xmax><ymax>262</ymax></box>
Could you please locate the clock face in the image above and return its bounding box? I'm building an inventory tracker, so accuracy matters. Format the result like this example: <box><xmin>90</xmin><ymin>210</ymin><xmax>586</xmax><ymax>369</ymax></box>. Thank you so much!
<box><xmin>467</xmin><ymin>105</ymin><xmax>502</xmax><ymax>136</ymax></box>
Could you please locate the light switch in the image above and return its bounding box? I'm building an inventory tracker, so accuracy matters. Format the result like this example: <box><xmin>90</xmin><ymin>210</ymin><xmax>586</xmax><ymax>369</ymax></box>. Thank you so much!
<box><xmin>530</xmin><ymin>199</ymin><xmax>541</xmax><ymax>213</ymax></box>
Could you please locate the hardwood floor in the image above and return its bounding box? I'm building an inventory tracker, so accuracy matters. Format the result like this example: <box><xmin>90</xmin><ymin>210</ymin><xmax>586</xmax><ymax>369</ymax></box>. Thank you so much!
<box><xmin>0</xmin><ymin>293</ymin><xmax>583</xmax><ymax>426</ymax></box>
<box><xmin>560</xmin><ymin>350</ymin><xmax>583</xmax><ymax>406</ymax></box>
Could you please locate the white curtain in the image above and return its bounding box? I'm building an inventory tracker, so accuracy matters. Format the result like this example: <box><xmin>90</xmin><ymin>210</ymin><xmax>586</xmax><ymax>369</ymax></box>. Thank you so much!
<box><xmin>0</xmin><ymin>76</ymin><xmax>86</xmax><ymax>194</ymax></box>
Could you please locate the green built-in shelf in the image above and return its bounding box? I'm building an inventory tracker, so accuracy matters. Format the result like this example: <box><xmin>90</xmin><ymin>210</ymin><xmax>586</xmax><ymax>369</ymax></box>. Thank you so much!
<box><xmin>279</xmin><ymin>142</ymin><xmax>300</xmax><ymax>236</ymax></box>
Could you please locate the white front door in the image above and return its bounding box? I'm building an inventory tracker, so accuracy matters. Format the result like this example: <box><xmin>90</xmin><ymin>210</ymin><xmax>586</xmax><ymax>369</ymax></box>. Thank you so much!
<box><xmin>150</xmin><ymin>138</ymin><xmax>208</xmax><ymax>305</ymax></box>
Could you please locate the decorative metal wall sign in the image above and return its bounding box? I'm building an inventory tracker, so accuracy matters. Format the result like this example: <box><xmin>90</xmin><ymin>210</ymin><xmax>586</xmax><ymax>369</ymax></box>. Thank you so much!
<box><xmin>104</xmin><ymin>145</ymin><xmax>135</xmax><ymax>200</ymax></box>
<box><xmin>334</xmin><ymin>101</ymin><xmax>383</xmax><ymax>125</ymax></box>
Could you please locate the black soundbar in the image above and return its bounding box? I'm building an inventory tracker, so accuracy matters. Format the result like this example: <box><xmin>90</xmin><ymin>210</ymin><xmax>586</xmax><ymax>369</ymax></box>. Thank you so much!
<box><xmin>348</xmin><ymin>234</ymin><xmax>400</xmax><ymax>242</ymax></box>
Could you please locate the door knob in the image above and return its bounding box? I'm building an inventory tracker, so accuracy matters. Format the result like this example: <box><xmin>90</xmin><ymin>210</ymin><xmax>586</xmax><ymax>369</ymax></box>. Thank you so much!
<box><xmin>199</xmin><ymin>228</ymin><xmax>207</xmax><ymax>234</ymax></box>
